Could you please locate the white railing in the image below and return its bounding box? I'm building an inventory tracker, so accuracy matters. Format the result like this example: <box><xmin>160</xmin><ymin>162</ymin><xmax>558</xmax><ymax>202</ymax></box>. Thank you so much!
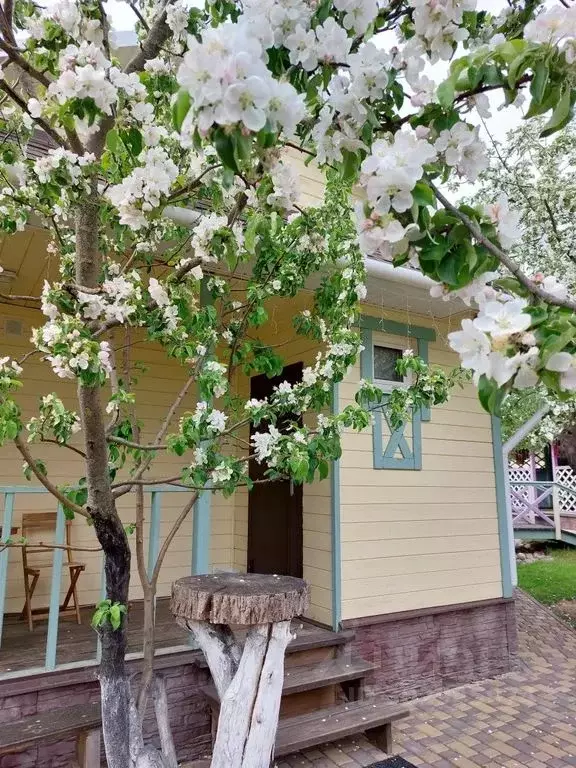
<box><xmin>510</xmin><ymin>480</ymin><xmax>576</xmax><ymax>540</ymax></box>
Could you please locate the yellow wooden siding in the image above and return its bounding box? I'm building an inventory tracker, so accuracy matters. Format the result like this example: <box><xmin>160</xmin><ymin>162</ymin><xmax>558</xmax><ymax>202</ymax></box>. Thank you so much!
<box><xmin>339</xmin><ymin>304</ymin><xmax>502</xmax><ymax>621</ymax></box>
<box><xmin>0</xmin><ymin>303</ymin><xmax>236</xmax><ymax>613</ymax></box>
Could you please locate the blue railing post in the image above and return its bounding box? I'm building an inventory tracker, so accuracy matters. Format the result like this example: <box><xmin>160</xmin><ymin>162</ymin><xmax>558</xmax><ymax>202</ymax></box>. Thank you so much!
<box><xmin>148</xmin><ymin>491</ymin><xmax>162</xmax><ymax>578</ymax></box>
<box><xmin>0</xmin><ymin>492</ymin><xmax>15</xmax><ymax>649</ymax></box>
<box><xmin>191</xmin><ymin>491</ymin><xmax>211</xmax><ymax>575</ymax></box>
<box><xmin>45</xmin><ymin>502</ymin><xmax>66</xmax><ymax>670</ymax></box>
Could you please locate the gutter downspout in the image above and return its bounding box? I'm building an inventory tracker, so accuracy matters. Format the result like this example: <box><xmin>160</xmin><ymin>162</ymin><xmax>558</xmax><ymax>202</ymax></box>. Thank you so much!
<box><xmin>501</xmin><ymin>405</ymin><xmax>550</xmax><ymax>587</ymax></box>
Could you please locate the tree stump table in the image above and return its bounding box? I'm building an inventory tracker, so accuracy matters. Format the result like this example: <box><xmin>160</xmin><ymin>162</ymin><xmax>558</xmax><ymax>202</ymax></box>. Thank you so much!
<box><xmin>171</xmin><ymin>573</ymin><xmax>309</xmax><ymax>768</ymax></box>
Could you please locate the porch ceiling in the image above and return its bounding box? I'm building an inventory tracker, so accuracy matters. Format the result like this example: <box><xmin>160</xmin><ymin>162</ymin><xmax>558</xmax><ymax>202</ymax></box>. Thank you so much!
<box><xmin>364</xmin><ymin>270</ymin><xmax>466</xmax><ymax>319</ymax></box>
<box><xmin>0</xmin><ymin>226</ymin><xmax>467</xmax><ymax>322</ymax></box>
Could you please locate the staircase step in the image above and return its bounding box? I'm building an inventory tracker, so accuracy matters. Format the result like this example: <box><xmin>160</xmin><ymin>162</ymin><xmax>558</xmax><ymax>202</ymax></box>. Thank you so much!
<box><xmin>202</xmin><ymin>657</ymin><xmax>375</xmax><ymax>706</ymax></box>
<box><xmin>275</xmin><ymin>696</ymin><xmax>410</xmax><ymax>756</ymax></box>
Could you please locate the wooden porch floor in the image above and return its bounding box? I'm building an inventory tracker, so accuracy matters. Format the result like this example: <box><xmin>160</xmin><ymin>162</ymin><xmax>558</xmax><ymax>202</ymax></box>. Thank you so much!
<box><xmin>0</xmin><ymin>599</ymin><xmax>333</xmax><ymax>676</ymax></box>
<box><xmin>0</xmin><ymin>597</ymin><xmax>190</xmax><ymax>675</ymax></box>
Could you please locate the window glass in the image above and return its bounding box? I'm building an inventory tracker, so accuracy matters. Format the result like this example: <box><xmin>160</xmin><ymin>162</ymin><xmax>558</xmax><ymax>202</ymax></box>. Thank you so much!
<box><xmin>374</xmin><ymin>345</ymin><xmax>402</xmax><ymax>383</ymax></box>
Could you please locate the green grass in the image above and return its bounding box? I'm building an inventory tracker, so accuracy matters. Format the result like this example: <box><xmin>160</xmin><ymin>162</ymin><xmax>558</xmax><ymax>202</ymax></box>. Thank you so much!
<box><xmin>517</xmin><ymin>548</ymin><xmax>576</xmax><ymax>605</ymax></box>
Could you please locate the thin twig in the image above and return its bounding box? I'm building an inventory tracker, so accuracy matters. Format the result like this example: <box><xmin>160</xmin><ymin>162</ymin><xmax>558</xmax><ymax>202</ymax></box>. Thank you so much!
<box><xmin>0</xmin><ymin>292</ymin><xmax>40</xmax><ymax>302</ymax></box>
<box><xmin>429</xmin><ymin>180</ymin><xmax>576</xmax><ymax>312</ymax></box>
<box><xmin>128</xmin><ymin>1</ymin><xmax>150</xmax><ymax>30</ymax></box>
<box><xmin>14</xmin><ymin>433</ymin><xmax>90</xmax><ymax>519</ymax></box>
<box><xmin>151</xmin><ymin>493</ymin><xmax>197</xmax><ymax>584</ymax></box>
<box><xmin>0</xmin><ymin>541</ymin><xmax>101</xmax><ymax>553</ymax></box>
<box><xmin>40</xmin><ymin>437</ymin><xmax>87</xmax><ymax>459</ymax></box>
<box><xmin>107</xmin><ymin>435</ymin><xmax>168</xmax><ymax>451</ymax></box>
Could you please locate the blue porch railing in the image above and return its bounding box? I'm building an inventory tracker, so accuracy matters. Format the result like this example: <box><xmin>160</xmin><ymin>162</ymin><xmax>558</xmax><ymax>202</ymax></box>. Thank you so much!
<box><xmin>0</xmin><ymin>485</ymin><xmax>208</xmax><ymax>679</ymax></box>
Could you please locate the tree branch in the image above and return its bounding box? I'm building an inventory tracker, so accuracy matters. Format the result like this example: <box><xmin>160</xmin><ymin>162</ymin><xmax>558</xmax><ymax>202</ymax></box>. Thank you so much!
<box><xmin>0</xmin><ymin>80</ymin><xmax>67</xmax><ymax>150</ymax></box>
<box><xmin>0</xmin><ymin>541</ymin><xmax>101</xmax><ymax>553</ymax></box>
<box><xmin>0</xmin><ymin>292</ymin><xmax>40</xmax><ymax>302</ymax></box>
<box><xmin>14</xmin><ymin>433</ymin><xmax>90</xmax><ymax>519</ymax></box>
<box><xmin>108</xmin><ymin>435</ymin><xmax>168</xmax><ymax>451</ymax></box>
<box><xmin>40</xmin><ymin>437</ymin><xmax>87</xmax><ymax>458</ymax></box>
<box><xmin>151</xmin><ymin>492</ymin><xmax>197</xmax><ymax>584</ymax></box>
<box><xmin>429</xmin><ymin>180</ymin><xmax>576</xmax><ymax>312</ymax></box>
<box><xmin>0</xmin><ymin>39</ymin><xmax>50</xmax><ymax>88</ymax></box>
<box><xmin>127</xmin><ymin>1</ymin><xmax>150</xmax><ymax>30</ymax></box>
<box><xmin>124</xmin><ymin>2</ymin><xmax>173</xmax><ymax>75</ymax></box>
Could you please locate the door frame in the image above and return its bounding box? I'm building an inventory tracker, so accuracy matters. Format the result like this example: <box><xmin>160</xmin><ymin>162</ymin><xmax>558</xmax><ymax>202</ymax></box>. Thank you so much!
<box><xmin>247</xmin><ymin>362</ymin><xmax>304</xmax><ymax>578</ymax></box>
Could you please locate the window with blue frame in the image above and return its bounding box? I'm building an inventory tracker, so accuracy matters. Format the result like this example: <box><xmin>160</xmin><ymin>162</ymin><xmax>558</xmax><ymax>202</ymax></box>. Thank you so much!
<box><xmin>360</xmin><ymin>319</ymin><xmax>434</xmax><ymax>471</ymax></box>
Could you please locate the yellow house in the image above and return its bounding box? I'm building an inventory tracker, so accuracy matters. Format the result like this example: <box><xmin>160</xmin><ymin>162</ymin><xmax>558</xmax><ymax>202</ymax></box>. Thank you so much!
<box><xmin>0</xmin><ymin>152</ymin><xmax>516</xmax><ymax>765</ymax></box>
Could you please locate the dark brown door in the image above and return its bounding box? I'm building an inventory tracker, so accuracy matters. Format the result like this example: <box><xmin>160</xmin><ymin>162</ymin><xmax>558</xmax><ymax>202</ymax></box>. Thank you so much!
<box><xmin>247</xmin><ymin>362</ymin><xmax>303</xmax><ymax>578</ymax></box>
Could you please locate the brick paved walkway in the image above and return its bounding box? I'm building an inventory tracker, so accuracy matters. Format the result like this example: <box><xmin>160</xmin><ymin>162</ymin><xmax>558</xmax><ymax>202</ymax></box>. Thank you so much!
<box><xmin>278</xmin><ymin>590</ymin><xmax>576</xmax><ymax>768</ymax></box>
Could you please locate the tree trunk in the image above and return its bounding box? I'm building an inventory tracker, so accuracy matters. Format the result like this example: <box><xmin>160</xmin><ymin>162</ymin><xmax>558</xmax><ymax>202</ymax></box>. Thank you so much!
<box><xmin>188</xmin><ymin>620</ymin><xmax>292</xmax><ymax>768</ymax></box>
<box><xmin>76</xmin><ymin>192</ymin><xmax>132</xmax><ymax>768</ymax></box>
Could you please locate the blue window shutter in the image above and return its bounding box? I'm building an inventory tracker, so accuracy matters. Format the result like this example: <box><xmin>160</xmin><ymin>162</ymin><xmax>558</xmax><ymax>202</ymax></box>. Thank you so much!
<box><xmin>360</xmin><ymin>327</ymin><xmax>422</xmax><ymax>471</ymax></box>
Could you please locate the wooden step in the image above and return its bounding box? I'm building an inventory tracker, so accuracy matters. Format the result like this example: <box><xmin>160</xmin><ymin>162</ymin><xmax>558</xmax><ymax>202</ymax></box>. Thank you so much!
<box><xmin>202</xmin><ymin>657</ymin><xmax>375</xmax><ymax>707</ymax></box>
<box><xmin>275</xmin><ymin>696</ymin><xmax>409</xmax><ymax>756</ymax></box>
<box><xmin>196</xmin><ymin>625</ymin><xmax>355</xmax><ymax>671</ymax></box>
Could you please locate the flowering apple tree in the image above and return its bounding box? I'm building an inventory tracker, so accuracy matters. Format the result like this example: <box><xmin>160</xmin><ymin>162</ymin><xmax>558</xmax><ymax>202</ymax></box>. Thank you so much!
<box><xmin>0</xmin><ymin>0</ymin><xmax>575</xmax><ymax>766</ymax></box>
<box><xmin>469</xmin><ymin>118</ymin><xmax>576</xmax><ymax>450</ymax></box>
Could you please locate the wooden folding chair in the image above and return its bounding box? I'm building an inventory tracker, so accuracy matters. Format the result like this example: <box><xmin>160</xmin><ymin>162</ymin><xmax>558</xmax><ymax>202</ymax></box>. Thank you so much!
<box><xmin>20</xmin><ymin>512</ymin><xmax>86</xmax><ymax>631</ymax></box>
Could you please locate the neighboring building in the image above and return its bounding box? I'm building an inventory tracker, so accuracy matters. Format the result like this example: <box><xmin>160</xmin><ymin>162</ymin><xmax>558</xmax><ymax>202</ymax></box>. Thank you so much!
<box><xmin>0</xmin><ymin>153</ymin><xmax>516</xmax><ymax>764</ymax></box>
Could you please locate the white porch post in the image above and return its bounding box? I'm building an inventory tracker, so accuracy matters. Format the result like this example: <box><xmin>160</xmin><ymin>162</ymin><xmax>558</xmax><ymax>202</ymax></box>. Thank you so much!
<box><xmin>502</xmin><ymin>406</ymin><xmax>551</xmax><ymax>588</ymax></box>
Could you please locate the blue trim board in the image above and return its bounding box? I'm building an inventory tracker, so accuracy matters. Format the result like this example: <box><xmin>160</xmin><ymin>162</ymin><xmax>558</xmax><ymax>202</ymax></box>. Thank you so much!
<box><xmin>417</xmin><ymin>338</ymin><xmax>431</xmax><ymax>422</ymax></box>
<box><xmin>491</xmin><ymin>416</ymin><xmax>514</xmax><ymax>598</ymax></box>
<box><xmin>0</xmin><ymin>492</ymin><xmax>14</xmax><ymax>648</ymax></box>
<box><xmin>45</xmin><ymin>503</ymin><xmax>65</xmax><ymax>670</ymax></box>
<box><xmin>330</xmin><ymin>383</ymin><xmax>342</xmax><ymax>631</ymax></box>
<box><xmin>192</xmin><ymin>491</ymin><xmax>211</xmax><ymax>575</ymax></box>
<box><xmin>358</xmin><ymin>315</ymin><xmax>436</xmax><ymax>341</ymax></box>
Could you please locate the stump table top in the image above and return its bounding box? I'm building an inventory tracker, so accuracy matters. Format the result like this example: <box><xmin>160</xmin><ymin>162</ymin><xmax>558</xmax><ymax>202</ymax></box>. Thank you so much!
<box><xmin>171</xmin><ymin>572</ymin><xmax>309</xmax><ymax>626</ymax></box>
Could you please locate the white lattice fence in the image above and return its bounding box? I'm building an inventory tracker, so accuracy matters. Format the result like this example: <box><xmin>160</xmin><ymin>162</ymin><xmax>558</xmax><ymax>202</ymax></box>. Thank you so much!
<box><xmin>554</xmin><ymin>465</ymin><xmax>576</xmax><ymax>513</ymax></box>
<box><xmin>508</xmin><ymin>466</ymin><xmax>533</xmax><ymax>516</ymax></box>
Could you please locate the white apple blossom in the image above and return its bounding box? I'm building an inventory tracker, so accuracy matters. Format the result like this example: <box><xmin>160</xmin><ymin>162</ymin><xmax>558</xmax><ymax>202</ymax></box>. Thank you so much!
<box><xmin>435</xmin><ymin>123</ymin><xmax>487</xmax><ymax>181</ymax></box>
<box><xmin>447</xmin><ymin>319</ymin><xmax>491</xmax><ymax>378</ymax></box>
<box><xmin>334</xmin><ymin>0</ymin><xmax>378</xmax><ymax>34</ymax></box>
<box><xmin>106</xmin><ymin>148</ymin><xmax>178</xmax><ymax>229</ymax></box>
<box><xmin>545</xmin><ymin>352</ymin><xmax>576</xmax><ymax>391</ymax></box>
<box><xmin>473</xmin><ymin>298</ymin><xmax>532</xmax><ymax>340</ymax></box>
<box><xmin>484</xmin><ymin>194</ymin><xmax>524</xmax><ymax>249</ymax></box>
<box><xmin>252</xmin><ymin>426</ymin><xmax>281</xmax><ymax>463</ymax></box>
<box><xmin>286</xmin><ymin>25</ymin><xmax>319</xmax><ymax>70</ymax></box>
<box><xmin>485</xmin><ymin>351</ymin><xmax>520</xmax><ymax>386</ymax></box>
<box><xmin>524</xmin><ymin>6</ymin><xmax>576</xmax><ymax>56</ymax></box>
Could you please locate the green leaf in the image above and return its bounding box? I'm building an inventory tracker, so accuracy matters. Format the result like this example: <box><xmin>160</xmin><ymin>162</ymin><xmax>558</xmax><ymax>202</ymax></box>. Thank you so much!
<box><xmin>412</xmin><ymin>181</ymin><xmax>435</xmax><ymax>207</ymax></box>
<box><xmin>121</xmin><ymin>127</ymin><xmax>143</xmax><ymax>157</ymax></box>
<box><xmin>105</xmin><ymin>129</ymin><xmax>120</xmax><ymax>153</ymax></box>
<box><xmin>525</xmin><ymin>83</ymin><xmax>560</xmax><ymax>119</ymax></box>
<box><xmin>478</xmin><ymin>374</ymin><xmax>506</xmax><ymax>415</ymax></box>
<box><xmin>437</xmin><ymin>79</ymin><xmax>455</xmax><ymax>108</ymax></box>
<box><xmin>540</xmin><ymin>87</ymin><xmax>572</xmax><ymax>138</ymax></box>
<box><xmin>507</xmin><ymin>50</ymin><xmax>533</xmax><ymax>89</ymax></box>
<box><xmin>540</xmin><ymin>329</ymin><xmax>574</xmax><ymax>366</ymax></box>
<box><xmin>340</xmin><ymin>149</ymin><xmax>359</xmax><ymax>182</ymax></box>
<box><xmin>437</xmin><ymin>251</ymin><xmax>459</xmax><ymax>285</ymax></box>
<box><xmin>172</xmin><ymin>90</ymin><xmax>191</xmax><ymax>132</ymax></box>
<box><xmin>109</xmin><ymin>603</ymin><xmax>122</xmax><ymax>630</ymax></box>
<box><xmin>530</xmin><ymin>61</ymin><xmax>549</xmax><ymax>106</ymax></box>
<box><xmin>213</xmin><ymin>129</ymin><xmax>239</xmax><ymax>174</ymax></box>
